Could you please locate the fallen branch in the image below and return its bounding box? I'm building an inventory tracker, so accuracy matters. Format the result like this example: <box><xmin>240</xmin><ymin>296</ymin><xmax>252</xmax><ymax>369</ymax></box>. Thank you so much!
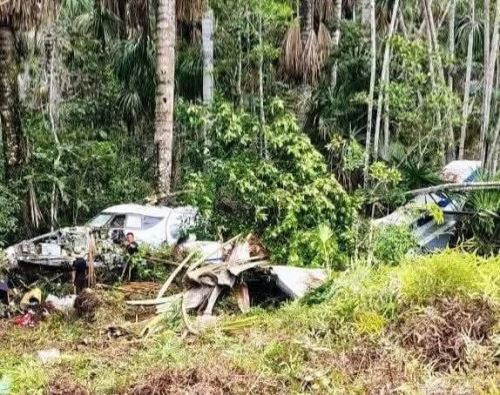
<box><xmin>126</xmin><ymin>296</ymin><xmax>177</xmax><ymax>306</ymax></box>
<box><xmin>156</xmin><ymin>251</ymin><xmax>197</xmax><ymax>300</ymax></box>
<box><xmin>181</xmin><ymin>293</ymin><xmax>200</xmax><ymax>335</ymax></box>
<box><xmin>406</xmin><ymin>181</ymin><xmax>500</xmax><ymax>197</ymax></box>
<box><xmin>144</xmin><ymin>256</ymin><xmax>180</xmax><ymax>266</ymax></box>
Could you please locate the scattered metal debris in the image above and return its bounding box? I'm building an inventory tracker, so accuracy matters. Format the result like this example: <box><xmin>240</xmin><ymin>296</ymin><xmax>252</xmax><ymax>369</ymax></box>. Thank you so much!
<box><xmin>46</xmin><ymin>294</ymin><xmax>76</xmax><ymax>314</ymax></box>
<box><xmin>37</xmin><ymin>348</ymin><xmax>61</xmax><ymax>364</ymax></box>
<box><xmin>127</xmin><ymin>235</ymin><xmax>327</xmax><ymax>335</ymax></box>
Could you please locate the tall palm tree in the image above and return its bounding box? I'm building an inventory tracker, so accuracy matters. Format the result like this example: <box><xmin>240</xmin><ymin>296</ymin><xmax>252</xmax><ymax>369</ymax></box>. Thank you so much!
<box><xmin>0</xmin><ymin>1</ymin><xmax>54</xmax><ymax>183</ymax></box>
<box><xmin>155</xmin><ymin>0</ymin><xmax>176</xmax><ymax>193</ymax></box>
<box><xmin>202</xmin><ymin>5</ymin><xmax>214</xmax><ymax>104</ymax></box>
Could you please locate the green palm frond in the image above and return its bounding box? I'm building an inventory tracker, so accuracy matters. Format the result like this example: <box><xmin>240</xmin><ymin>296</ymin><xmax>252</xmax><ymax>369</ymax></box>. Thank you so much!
<box><xmin>464</xmin><ymin>189</ymin><xmax>500</xmax><ymax>253</ymax></box>
<box><xmin>176</xmin><ymin>42</ymin><xmax>203</xmax><ymax>99</ymax></box>
<box><xmin>114</xmin><ymin>34</ymin><xmax>156</xmax><ymax>121</ymax></box>
<box><xmin>61</xmin><ymin>0</ymin><xmax>92</xmax><ymax>17</ymax></box>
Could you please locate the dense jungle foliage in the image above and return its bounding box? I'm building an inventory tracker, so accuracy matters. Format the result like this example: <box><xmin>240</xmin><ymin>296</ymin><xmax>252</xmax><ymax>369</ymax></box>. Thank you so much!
<box><xmin>0</xmin><ymin>0</ymin><xmax>499</xmax><ymax>257</ymax></box>
<box><xmin>0</xmin><ymin>2</ymin><xmax>499</xmax><ymax>394</ymax></box>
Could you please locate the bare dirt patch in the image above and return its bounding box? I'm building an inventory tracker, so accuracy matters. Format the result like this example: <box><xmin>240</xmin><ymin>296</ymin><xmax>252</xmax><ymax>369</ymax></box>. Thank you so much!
<box><xmin>48</xmin><ymin>377</ymin><xmax>90</xmax><ymax>395</ymax></box>
<box><xmin>125</xmin><ymin>366</ymin><xmax>282</xmax><ymax>395</ymax></box>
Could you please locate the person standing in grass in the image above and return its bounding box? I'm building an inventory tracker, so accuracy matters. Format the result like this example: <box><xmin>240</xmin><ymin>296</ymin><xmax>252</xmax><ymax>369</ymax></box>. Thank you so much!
<box><xmin>71</xmin><ymin>255</ymin><xmax>88</xmax><ymax>295</ymax></box>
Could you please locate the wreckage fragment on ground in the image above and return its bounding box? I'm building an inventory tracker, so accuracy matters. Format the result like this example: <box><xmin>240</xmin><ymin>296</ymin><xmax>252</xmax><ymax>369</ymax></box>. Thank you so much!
<box><xmin>128</xmin><ymin>236</ymin><xmax>327</xmax><ymax>335</ymax></box>
<box><xmin>4</xmin><ymin>204</ymin><xmax>197</xmax><ymax>269</ymax></box>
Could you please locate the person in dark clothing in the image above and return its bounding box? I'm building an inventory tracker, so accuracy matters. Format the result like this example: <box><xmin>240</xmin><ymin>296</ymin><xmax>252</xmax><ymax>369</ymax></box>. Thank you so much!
<box><xmin>120</xmin><ymin>233</ymin><xmax>139</xmax><ymax>281</ymax></box>
<box><xmin>72</xmin><ymin>256</ymin><xmax>88</xmax><ymax>295</ymax></box>
<box><xmin>0</xmin><ymin>280</ymin><xmax>8</xmax><ymax>305</ymax></box>
<box><xmin>124</xmin><ymin>232</ymin><xmax>139</xmax><ymax>255</ymax></box>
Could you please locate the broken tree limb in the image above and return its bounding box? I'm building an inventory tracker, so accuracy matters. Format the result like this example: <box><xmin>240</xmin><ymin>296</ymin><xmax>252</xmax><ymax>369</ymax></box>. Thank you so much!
<box><xmin>406</xmin><ymin>181</ymin><xmax>500</xmax><ymax>197</ymax></box>
<box><xmin>181</xmin><ymin>293</ymin><xmax>200</xmax><ymax>335</ymax></box>
<box><xmin>126</xmin><ymin>295</ymin><xmax>179</xmax><ymax>306</ymax></box>
<box><xmin>144</xmin><ymin>256</ymin><xmax>180</xmax><ymax>266</ymax></box>
<box><xmin>155</xmin><ymin>251</ymin><xmax>197</xmax><ymax>300</ymax></box>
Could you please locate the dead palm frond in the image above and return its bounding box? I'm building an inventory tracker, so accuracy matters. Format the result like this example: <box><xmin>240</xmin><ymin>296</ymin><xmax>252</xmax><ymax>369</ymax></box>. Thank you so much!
<box><xmin>315</xmin><ymin>0</ymin><xmax>334</xmax><ymax>23</ymax></box>
<box><xmin>317</xmin><ymin>22</ymin><xmax>332</xmax><ymax>65</ymax></box>
<box><xmin>176</xmin><ymin>0</ymin><xmax>203</xmax><ymax>23</ymax></box>
<box><xmin>280</xmin><ymin>18</ymin><xmax>303</xmax><ymax>80</ymax></box>
<box><xmin>302</xmin><ymin>30</ymin><xmax>320</xmax><ymax>84</ymax></box>
<box><xmin>0</xmin><ymin>0</ymin><xmax>56</xmax><ymax>29</ymax></box>
<box><xmin>128</xmin><ymin>0</ymin><xmax>150</xmax><ymax>33</ymax></box>
<box><xmin>27</xmin><ymin>179</ymin><xmax>43</xmax><ymax>229</ymax></box>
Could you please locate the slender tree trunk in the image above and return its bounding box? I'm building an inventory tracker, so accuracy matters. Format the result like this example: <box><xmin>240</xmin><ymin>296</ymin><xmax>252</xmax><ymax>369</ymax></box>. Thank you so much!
<box><xmin>154</xmin><ymin>0</ymin><xmax>176</xmax><ymax>194</ymax></box>
<box><xmin>202</xmin><ymin>7</ymin><xmax>214</xmax><ymax>105</ymax></box>
<box><xmin>45</xmin><ymin>28</ymin><xmax>61</xmax><ymax>231</ymax></box>
<box><xmin>424</xmin><ymin>11</ymin><xmax>446</xmax><ymax>164</ymax></box>
<box><xmin>424</xmin><ymin>0</ymin><xmax>454</xmax><ymax>161</ymax></box>
<box><xmin>363</xmin><ymin>0</ymin><xmax>376</xmax><ymax>186</ymax></box>
<box><xmin>330</xmin><ymin>0</ymin><xmax>342</xmax><ymax>89</ymax></box>
<box><xmin>0</xmin><ymin>26</ymin><xmax>25</xmax><ymax>183</ymax></box>
<box><xmin>485</xmin><ymin>0</ymin><xmax>491</xmax><ymax>67</ymax></box>
<box><xmin>459</xmin><ymin>0</ymin><xmax>475</xmax><ymax>159</ymax></box>
<box><xmin>398</xmin><ymin>8</ymin><xmax>408</xmax><ymax>38</ymax></box>
<box><xmin>487</xmin><ymin>112</ymin><xmax>500</xmax><ymax>170</ymax></box>
<box><xmin>480</xmin><ymin>0</ymin><xmax>500</xmax><ymax>165</ymax></box>
<box><xmin>423</xmin><ymin>0</ymin><xmax>446</xmax><ymax>83</ymax></box>
<box><xmin>373</xmin><ymin>0</ymin><xmax>399</xmax><ymax>160</ymax></box>
<box><xmin>300</xmin><ymin>0</ymin><xmax>314</xmax><ymax>44</ymax></box>
<box><xmin>447</xmin><ymin>0</ymin><xmax>456</xmax><ymax>161</ymax></box>
<box><xmin>237</xmin><ymin>30</ymin><xmax>242</xmax><ymax>106</ymax></box>
<box><xmin>481</xmin><ymin>0</ymin><xmax>491</xmax><ymax>159</ymax></box>
<box><xmin>383</xmin><ymin>80</ymin><xmax>390</xmax><ymax>158</ymax></box>
<box><xmin>258</xmin><ymin>8</ymin><xmax>267</xmax><ymax>158</ymax></box>
<box><xmin>448</xmin><ymin>0</ymin><xmax>456</xmax><ymax>90</ymax></box>
<box><xmin>361</xmin><ymin>0</ymin><xmax>371</xmax><ymax>31</ymax></box>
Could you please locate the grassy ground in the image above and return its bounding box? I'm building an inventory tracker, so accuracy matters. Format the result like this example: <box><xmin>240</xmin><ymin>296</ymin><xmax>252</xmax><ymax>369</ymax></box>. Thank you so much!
<box><xmin>0</xmin><ymin>250</ymin><xmax>499</xmax><ymax>394</ymax></box>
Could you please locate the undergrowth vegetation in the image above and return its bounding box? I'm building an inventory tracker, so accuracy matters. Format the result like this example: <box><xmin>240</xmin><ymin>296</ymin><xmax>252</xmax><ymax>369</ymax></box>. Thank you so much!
<box><xmin>1</xmin><ymin>251</ymin><xmax>498</xmax><ymax>394</ymax></box>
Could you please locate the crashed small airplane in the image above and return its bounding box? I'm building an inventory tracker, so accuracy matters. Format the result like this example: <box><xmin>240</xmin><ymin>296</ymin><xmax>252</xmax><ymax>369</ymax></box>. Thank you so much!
<box><xmin>374</xmin><ymin>160</ymin><xmax>482</xmax><ymax>251</ymax></box>
<box><xmin>5</xmin><ymin>204</ymin><xmax>198</xmax><ymax>269</ymax></box>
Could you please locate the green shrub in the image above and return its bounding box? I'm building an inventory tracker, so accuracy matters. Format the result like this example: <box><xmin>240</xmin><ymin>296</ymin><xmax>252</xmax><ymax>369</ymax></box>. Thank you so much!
<box><xmin>179</xmin><ymin>99</ymin><xmax>355</xmax><ymax>266</ymax></box>
<box><xmin>373</xmin><ymin>225</ymin><xmax>416</xmax><ymax>265</ymax></box>
<box><xmin>0</xmin><ymin>184</ymin><xmax>20</xmax><ymax>246</ymax></box>
<box><xmin>288</xmin><ymin>223</ymin><xmax>344</xmax><ymax>269</ymax></box>
<box><xmin>461</xmin><ymin>172</ymin><xmax>500</xmax><ymax>255</ymax></box>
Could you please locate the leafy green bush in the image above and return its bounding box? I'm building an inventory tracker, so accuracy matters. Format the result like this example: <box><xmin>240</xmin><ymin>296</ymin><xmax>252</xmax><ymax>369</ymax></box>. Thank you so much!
<box><xmin>373</xmin><ymin>225</ymin><xmax>416</xmax><ymax>265</ymax></box>
<box><xmin>0</xmin><ymin>184</ymin><xmax>20</xmax><ymax>246</ymax></box>
<box><xmin>461</xmin><ymin>172</ymin><xmax>500</xmax><ymax>255</ymax></box>
<box><xmin>130</xmin><ymin>244</ymin><xmax>175</xmax><ymax>281</ymax></box>
<box><xmin>178</xmin><ymin>99</ymin><xmax>355</xmax><ymax>266</ymax></box>
<box><xmin>288</xmin><ymin>223</ymin><xmax>344</xmax><ymax>269</ymax></box>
